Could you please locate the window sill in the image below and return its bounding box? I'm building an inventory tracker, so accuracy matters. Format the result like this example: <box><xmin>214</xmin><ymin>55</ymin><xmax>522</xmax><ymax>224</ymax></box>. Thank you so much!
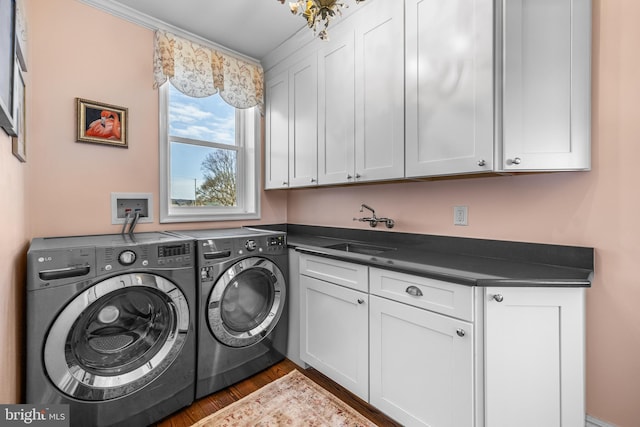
<box><xmin>160</xmin><ymin>211</ymin><xmax>261</xmax><ymax>224</ymax></box>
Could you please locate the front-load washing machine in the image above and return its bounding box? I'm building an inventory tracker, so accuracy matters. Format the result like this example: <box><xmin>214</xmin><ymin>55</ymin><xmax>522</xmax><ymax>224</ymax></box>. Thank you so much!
<box><xmin>172</xmin><ymin>228</ymin><xmax>288</xmax><ymax>399</ymax></box>
<box><xmin>26</xmin><ymin>232</ymin><xmax>196</xmax><ymax>427</ymax></box>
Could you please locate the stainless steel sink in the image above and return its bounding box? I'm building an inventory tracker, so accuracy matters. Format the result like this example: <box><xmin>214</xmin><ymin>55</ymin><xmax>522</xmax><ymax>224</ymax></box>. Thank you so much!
<box><xmin>326</xmin><ymin>242</ymin><xmax>396</xmax><ymax>255</ymax></box>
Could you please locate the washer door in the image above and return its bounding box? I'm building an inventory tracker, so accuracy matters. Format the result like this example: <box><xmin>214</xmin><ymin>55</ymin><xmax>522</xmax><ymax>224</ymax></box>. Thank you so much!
<box><xmin>208</xmin><ymin>257</ymin><xmax>286</xmax><ymax>347</ymax></box>
<box><xmin>44</xmin><ymin>273</ymin><xmax>190</xmax><ymax>401</ymax></box>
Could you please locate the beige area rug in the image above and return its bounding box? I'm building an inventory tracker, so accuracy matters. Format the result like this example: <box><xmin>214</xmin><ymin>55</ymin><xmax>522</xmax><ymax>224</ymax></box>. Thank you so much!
<box><xmin>191</xmin><ymin>369</ymin><xmax>378</xmax><ymax>427</ymax></box>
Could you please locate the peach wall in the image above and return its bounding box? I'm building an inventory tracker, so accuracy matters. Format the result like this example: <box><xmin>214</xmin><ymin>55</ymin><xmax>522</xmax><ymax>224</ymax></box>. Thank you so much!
<box><xmin>0</xmin><ymin>0</ymin><xmax>30</xmax><ymax>402</ymax></box>
<box><xmin>0</xmin><ymin>132</ymin><xmax>28</xmax><ymax>404</ymax></box>
<box><xmin>288</xmin><ymin>1</ymin><xmax>640</xmax><ymax>425</ymax></box>
<box><xmin>26</xmin><ymin>0</ymin><xmax>287</xmax><ymax>239</ymax></box>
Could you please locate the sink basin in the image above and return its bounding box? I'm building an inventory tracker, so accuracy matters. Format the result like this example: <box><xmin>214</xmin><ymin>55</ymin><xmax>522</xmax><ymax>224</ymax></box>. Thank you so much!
<box><xmin>326</xmin><ymin>242</ymin><xmax>396</xmax><ymax>255</ymax></box>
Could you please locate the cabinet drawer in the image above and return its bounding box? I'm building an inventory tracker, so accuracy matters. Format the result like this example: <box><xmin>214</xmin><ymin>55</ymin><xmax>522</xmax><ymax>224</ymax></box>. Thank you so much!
<box><xmin>299</xmin><ymin>254</ymin><xmax>368</xmax><ymax>292</ymax></box>
<box><xmin>370</xmin><ymin>268</ymin><xmax>474</xmax><ymax>321</ymax></box>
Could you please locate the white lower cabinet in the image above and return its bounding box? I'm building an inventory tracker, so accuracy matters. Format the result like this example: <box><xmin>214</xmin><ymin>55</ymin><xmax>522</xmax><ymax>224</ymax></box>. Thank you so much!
<box><xmin>298</xmin><ymin>253</ymin><xmax>586</xmax><ymax>427</ymax></box>
<box><xmin>370</xmin><ymin>295</ymin><xmax>474</xmax><ymax>427</ymax></box>
<box><xmin>484</xmin><ymin>287</ymin><xmax>586</xmax><ymax>427</ymax></box>
<box><xmin>299</xmin><ymin>274</ymin><xmax>369</xmax><ymax>401</ymax></box>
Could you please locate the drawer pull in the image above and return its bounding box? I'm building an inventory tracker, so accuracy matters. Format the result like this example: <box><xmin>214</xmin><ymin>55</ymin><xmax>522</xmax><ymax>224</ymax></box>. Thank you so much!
<box><xmin>493</xmin><ymin>294</ymin><xmax>504</xmax><ymax>303</ymax></box>
<box><xmin>456</xmin><ymin>328</ymin><xmax>466</xmax><ymax>337</ymax></box>
<box><xmin>405</xmin><ymin>286</ymin><xmax>423</xmax><ymax>297</ymax></box>
<box><xmin>357</xmin><ymin>298</ymin><xmax>365</xmax><ymax>304</ymax></box>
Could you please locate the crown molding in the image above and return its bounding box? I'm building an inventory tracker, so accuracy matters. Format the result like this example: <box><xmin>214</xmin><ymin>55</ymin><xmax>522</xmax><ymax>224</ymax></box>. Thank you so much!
<box><xmin>76</xmin><ymin>0</ymin><xmax>261</xmax><ymax>66</ymax></box>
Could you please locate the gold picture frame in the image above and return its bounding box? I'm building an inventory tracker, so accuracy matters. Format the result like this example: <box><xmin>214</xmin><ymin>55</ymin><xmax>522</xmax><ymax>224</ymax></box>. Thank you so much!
<box><xmin>76</xmin><ymin>98</ymin><xmax>128</xmax><ymax>148</ymax></box>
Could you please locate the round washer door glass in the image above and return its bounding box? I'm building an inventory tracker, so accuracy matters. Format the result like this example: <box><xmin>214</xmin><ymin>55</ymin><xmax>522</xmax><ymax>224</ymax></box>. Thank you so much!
<box><xmin>44</xmin><ymin>273</ymin><xmax>190</xmax><ymax>401</ymax></box>
<box><xmin>208</xmin><ymin>257</ymin><xmax>286</xmax><ymax>347</ymax></box>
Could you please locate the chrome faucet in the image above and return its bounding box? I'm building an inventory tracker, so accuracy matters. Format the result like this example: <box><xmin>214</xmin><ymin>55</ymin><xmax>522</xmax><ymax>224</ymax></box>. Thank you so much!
<box><xmin>353</xmin><ymin>204</ymin><xmax>395</xmax><ymax>228</ymax></box>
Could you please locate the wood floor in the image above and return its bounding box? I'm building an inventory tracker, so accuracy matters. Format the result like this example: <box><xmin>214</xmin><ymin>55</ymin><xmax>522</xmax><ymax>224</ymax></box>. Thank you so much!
<box><xmin>154</xmin><ymin>358</ymin><xmax>401</xmax><ymax>427</ymax></box>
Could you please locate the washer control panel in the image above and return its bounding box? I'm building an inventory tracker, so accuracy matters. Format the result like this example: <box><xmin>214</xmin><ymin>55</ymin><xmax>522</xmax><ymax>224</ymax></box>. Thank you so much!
<box><xmin>158</xmin><ymin>243</ymin><xmax>191</xmax><ymax>258</ymax></box>
<box><xmin>98</xmin><ymin>242</ymin><xmax>194</xmax><ymax>273</ymax></box>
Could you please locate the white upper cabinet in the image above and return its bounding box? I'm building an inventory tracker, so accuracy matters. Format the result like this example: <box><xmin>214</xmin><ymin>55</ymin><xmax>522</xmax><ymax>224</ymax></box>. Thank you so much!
<box><xmin>264</xmin><ymin>69</ymin><xmax>289</xmax><ymax>189</ymax></box>
<box><xmin>288</xmin><ymin>55</ymin><xmax>319</xmax><ymax>187</ymax></box>
<box><xmin>264</xmin><ymin>0</ymin><xmax>591</xmax><ymax>187</ymax></box>
<box><xmin>318</xmin><ymin>0</ymin><xmax>404</xmax><ymax>185</ymax></box>
<box><xmin>317</xmin><ymin>30</ymin><xmax>356</xmax><ymax>186</ymax></box>
<box><xmin>406</xmin><ymin>0</ymin><xmax>591</xmax><ymax>176</ymax></box>
<box><xmin>265</xmin><ymin>51</ymin><xmax>319</xmax><ymax>189</ymax></box>
<box><xmin>500</xmin><ymin>0</ymin><xmax>591</xmax><ymax>171</ymax></box>
<box><xmin>406</xmin><ymin>0</ymin><xmax>495</xmax><ymax>177</ymax></box>
<box><xmin>354</xmin><ymin>0</ymin><xmax>405</xmax><ymax>182</ymax></box>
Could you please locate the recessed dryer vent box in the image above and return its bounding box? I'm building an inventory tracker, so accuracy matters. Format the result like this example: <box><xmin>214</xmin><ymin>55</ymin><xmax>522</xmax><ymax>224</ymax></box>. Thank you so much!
<box><xmin>111</xmin><ymin>192</ymin><xmax>153</xmax><ymax>224</ymax></box>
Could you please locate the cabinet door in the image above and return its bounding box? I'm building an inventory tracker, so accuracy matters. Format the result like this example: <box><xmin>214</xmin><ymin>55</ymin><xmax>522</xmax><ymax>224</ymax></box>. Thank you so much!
<box><xmin>288</xmin><ymin>55</ymin><xmax>318</xmax><ymax>187</ymax></box>
<box><xmin>485</xmin><ymin>287</ymin><xmax>585</xmax><ymax>427</ymax></box>
<box><xmin>370</xmin><ymin>295</ymin><xmax>474</xmax><ymax>427</ymax></box>
<box><xmin>354</xmin><ymin>0</ymin><xmax>404</xmax><ymax>182</ymax></box>
<box><xmin>317</xmin><ymin>30</ymin><xmax>356</xmax><ymax>186</ymax></box>
<box><xmin>405</xmin><ymin>0</ymin><xmax>494</xmax><ymax>177</ymax></box>
<box><xmin>300</xmin><ymin>275</ymin><xmax>369</xmax><ymax>401</ymax></box>
<box><xmin>501</xmin><ymin>0</ymin><xmax>591</xmax><ymax>171</ymax></box>
<box><xmin>264</xmin><ymin>69</ymin><xmax>289</xmax><ymax>189</ymax></box>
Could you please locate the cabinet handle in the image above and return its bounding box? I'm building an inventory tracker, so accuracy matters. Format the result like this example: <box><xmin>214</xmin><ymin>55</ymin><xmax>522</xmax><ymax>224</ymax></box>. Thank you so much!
<box><xmin>493</xmin><ymin>294</ymin><xmax>504</xmax><ymax>302</ymax></box>
<box><xmin>456</xmin><ymin>328</ymin><xmax>466</xmax><ymax>337</ymax></box>
<box><xmin>355</xmin><ymin>173</ymin><xmax>361</xmax><ymax>179</ymax></box>
<box><xmin>347</xmin><ymin>174</ymin><xmax>353</xmax><ymax>180</ymax></box>
<box><xmin>405</xmin><ymin>286</ymin><xmax>423</xmax><ymax>297</ymax></box>
<box><xmin>310</xmin><ymin>178</ymin><xmax>316</xmax><ymax>183</ymax></box>
<box><xmin>477</xmin><ymin>159</ymin><xmax>486</xmax><ymax>167</ymax></box>
<box><xmin>282</xmin><ymin>181</ymin><xmax>289</xmax><ymax>186</ymax></box>
<box><xmin>507</xmin><ymin>157</ymin><xmax>522</xmax><ymax>165</ymax></box>
<box><xmin>357</xmin><ymin>298</ymin><xmax>365</xmax><ymax>304</ymax></box>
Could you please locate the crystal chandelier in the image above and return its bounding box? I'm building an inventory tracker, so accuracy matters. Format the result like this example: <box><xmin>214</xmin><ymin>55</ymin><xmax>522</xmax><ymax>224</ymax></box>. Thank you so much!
<box><xmin>278</xmin><ymin>0</ymin><xmax>365</xmax><ymax>40</ymax></box>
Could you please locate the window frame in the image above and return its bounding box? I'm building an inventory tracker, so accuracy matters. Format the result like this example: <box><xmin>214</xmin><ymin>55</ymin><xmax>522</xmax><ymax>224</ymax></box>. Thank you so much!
<box><xmin>159</xmin><ymin>84</ymin><xmax>261</xmax><ymax>223</ymax></box>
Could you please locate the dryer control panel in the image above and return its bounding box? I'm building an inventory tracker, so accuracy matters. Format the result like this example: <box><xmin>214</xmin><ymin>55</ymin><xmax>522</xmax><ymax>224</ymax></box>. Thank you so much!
<box><xmin>267</xmin><ymin>235</ymin><xmax>286</xmax><ymax>248</ymax></box>
<box><xmin>199</xmin><ymin>234</ymin><xmax>286</xmax><ymax>265</ymax></box>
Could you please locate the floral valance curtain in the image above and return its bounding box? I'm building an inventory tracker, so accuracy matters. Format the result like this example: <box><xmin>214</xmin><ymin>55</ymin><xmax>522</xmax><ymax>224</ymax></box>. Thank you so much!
<box><xmin>153</xmin><ymin>30</ymin><xmax>264</xmax><ymax>111</ymax></box>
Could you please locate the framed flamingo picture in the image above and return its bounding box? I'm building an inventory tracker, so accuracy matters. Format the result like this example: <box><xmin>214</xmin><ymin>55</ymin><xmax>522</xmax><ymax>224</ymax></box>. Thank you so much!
<box><xmin>76</xmin><ymin>98</ymin><xmax>128</xmax><ymax>148</ymax></box>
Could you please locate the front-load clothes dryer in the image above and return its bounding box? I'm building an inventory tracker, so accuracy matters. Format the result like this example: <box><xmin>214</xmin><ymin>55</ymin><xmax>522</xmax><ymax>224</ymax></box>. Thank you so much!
<box><xmin>172</xmin><ymin>228</ymin><xmax>288</xmax><ymax>399</ymax></box>
<box><xmin>26</xmin><ymin>232</ymin><xmax>196</xmax><ymax>427</ymax></box>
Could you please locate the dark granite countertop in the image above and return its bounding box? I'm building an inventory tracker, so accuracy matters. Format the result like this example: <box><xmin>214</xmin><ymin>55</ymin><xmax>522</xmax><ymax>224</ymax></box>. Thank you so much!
<box><xmin>274</xmin><ymin>225</ymin><xmax>593</xmax><ymax>288</ymax></box>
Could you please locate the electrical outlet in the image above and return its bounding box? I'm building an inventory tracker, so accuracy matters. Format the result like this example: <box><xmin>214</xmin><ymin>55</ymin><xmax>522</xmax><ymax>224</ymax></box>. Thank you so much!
<box><xmin>453</xmin><ymin>206</ymin><xmax>468</xmax><ymax>226</ymax></box>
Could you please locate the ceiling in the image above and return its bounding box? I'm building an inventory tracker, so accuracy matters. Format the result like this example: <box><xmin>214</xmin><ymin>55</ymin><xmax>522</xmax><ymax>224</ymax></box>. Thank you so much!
<box><xmin>85</xmin><ymin>0</ymin><xmax>308</xmax><ymax>61</ymax></box>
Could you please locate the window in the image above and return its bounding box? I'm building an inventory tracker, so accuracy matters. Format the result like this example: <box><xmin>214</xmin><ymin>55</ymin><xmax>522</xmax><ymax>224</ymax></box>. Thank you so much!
<box><xmin>159</xmin><ymin>83</ymin><xmax>260</xmax><ymax>223</ymax></box>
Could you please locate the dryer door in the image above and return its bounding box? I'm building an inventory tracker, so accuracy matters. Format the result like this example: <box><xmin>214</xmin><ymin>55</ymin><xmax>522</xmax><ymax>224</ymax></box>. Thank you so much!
<box><xmin>208</xmin><ymin>257</ymin><xmax>286</xmax><ymax>347</ymax></box>
<box><xmin>44</xmin><ymin>273</ymin><xmax>190</xmax><ymax>401</ymax></box>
